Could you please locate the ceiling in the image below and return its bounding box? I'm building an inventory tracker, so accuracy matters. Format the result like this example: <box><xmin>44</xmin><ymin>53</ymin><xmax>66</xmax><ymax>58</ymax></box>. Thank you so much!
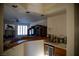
<box><xmin>4</xmin><ymin>3</ymin><xmax>56</xmax><ymax>24</ymax></box>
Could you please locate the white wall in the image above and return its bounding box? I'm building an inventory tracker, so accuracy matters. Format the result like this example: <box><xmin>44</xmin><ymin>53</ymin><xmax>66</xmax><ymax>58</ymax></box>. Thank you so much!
<box><xmin>47</xmin><ymin>12</ymin><xmax>66</xmax><ymax>37</ymax></box>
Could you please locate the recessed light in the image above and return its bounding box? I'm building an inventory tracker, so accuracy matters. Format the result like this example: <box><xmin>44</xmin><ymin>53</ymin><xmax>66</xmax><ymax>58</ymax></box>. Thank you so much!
<box><xmin>26</xmin><ymin>11</ymin><xmax>30</xmax><ymax>13</ymax></box>
<box><xmin>41</xmin><ymin>14</ymin><xmax>44</xmax><ymax>16</ymax></box>
<box><xmin>12</xmin><ymin>5</ymin><xmax>18</xmax><ymax>8</ymax></box>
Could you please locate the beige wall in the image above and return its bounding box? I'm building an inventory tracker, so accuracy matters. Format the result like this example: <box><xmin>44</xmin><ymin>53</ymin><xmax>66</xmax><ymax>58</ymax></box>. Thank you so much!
<box><xmin>66</xmin><ymin>4</ymin><xmax>75</xmax><ymax>56</ymax></box>
<box><xmin>0</xmin><ymin>4</ymin><xmax>3</xmax><ymax>55</ymax></box>
<box><xmin>47</xmin><ymin>12</ymin><xmax>66</xmax><ymax>37</ymax></box>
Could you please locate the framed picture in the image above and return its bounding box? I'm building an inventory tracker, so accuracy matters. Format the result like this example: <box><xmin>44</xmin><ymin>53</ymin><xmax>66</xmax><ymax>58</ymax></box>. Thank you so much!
<box><xmin>5</xmin><ymin>24</ymin><xmax>16</xmax><ymax>30</ymax></box>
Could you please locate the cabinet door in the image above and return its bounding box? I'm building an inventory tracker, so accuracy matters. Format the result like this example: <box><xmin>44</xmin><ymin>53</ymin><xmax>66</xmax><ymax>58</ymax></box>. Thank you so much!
<box><xmin>53</xmin><ymin>47</ymin><xmax>66</xmax><ymax>56</ymax></box>
<box><xmin>3</xmin><ymin>43</ymin><xmax>24</xmax><ymax>56</ymax></box>
<box><xmin>24</xmin><ymin>40</ymin><xmax>44</xmax><ymax>56</ymax></box>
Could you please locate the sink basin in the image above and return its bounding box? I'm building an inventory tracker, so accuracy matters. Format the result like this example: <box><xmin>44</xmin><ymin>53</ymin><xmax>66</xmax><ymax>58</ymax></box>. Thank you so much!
<box><xmin>16</xmin><ymin>40</ymin><xmax>26</xmax><ymax>44</ymax></box>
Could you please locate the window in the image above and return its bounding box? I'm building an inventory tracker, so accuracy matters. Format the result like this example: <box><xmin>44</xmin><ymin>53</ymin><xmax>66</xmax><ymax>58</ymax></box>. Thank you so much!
<box><xmin>17</xmin><ymin>25</ymin><xmax>28</xmax><ymax>35</ymax></box>
<box><xmin>29</xmin><ymin>29</ymin><xmax>34</xmax><ymax>35</ymax></box>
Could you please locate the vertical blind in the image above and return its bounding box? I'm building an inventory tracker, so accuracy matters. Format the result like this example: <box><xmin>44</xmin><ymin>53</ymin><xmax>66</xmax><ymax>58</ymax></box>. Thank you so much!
<box><xmin>17</xmin><ymin>25</ymin><xmax>27</xmax><ymax>35</ymax></box>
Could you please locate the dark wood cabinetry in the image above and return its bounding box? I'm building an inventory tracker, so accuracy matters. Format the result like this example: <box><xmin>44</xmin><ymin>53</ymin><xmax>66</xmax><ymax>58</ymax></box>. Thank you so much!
<box><xmin>53</xmin><ymin>47</ymin><xmax>66</xmax><ymax>56</ymax></box>
<box><xmin>44</xmin><ymin>44</ymin><xmax>66</xmax><ymax>56</ymax></box>
<box><xmin>28</xmin><ymin>25</ymin><xmax>47</xmax><ymax>37</ymax></box>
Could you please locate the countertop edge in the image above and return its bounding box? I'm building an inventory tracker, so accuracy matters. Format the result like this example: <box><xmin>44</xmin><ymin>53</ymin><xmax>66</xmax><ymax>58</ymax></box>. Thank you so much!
<box><xmin>44</xmin><ymin>41</ymin><xmax>66</xmax><ymax>50</ymax></box>
<box><xmin>4</xmin><ymin>39</ymin><xmax>45</xmax><ymax>52</ymax></box>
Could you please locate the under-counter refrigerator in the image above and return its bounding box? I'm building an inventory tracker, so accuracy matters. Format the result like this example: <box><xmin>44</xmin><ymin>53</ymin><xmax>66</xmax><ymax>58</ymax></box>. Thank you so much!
<box><xmin>44</xmin><ymin>44</ymin><xmax>54</xmax><ymax>56</ymax></box>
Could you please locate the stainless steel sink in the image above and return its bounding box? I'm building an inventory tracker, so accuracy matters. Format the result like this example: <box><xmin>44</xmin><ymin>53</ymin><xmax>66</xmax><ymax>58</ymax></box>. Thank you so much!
<box><xmin>16</xmin><ymin>40</ymin><xmax>26</xmax><ymax>44</ymax></box>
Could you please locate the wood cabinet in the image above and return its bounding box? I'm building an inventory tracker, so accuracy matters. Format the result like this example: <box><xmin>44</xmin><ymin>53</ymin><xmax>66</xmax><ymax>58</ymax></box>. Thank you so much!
<box><xmin>44</xmin><ymin>43</ymin><xmax>66</xmax><ymax>56</ymax></box>
<box><xmin>53</xmin><ymin>47</ymin><xmax>66</xmax><ymax>56</ymax></box>
<box><xmin>28</xmin><ymin>25</ymin><xmax>47</xmax><ymax>37</ymax></box>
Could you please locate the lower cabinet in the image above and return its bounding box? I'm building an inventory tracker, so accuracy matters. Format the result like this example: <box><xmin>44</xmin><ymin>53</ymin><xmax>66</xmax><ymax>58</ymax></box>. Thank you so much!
<box><xmin>44</xmin><ymin>44</ymin><xmax>54</xmax><ymax>56</ymax></box>
<box><xmin>44</xmin><ymin>44</ymin><xmax>66</xmax><ymax>56</ymax></box>
<box><xmin>53</xmin><ymin>47</ymin><xmax>66</xmax><ymax>56</ymax></box>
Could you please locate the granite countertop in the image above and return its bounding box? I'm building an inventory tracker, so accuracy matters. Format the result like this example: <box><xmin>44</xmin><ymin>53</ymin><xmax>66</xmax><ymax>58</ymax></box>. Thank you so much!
<box><xmin>4</xmin><ymin>36</ymin><xmax>47</xmax><ymax>51</ymax></box>
<box><xmin>4</xmin><ymin>39</ymin><xmax>27</xmax><ymax>51</ymax></box>
<box><xmin>44</xmin><ymin>41</ymin><xmax>66</xmax><ymax>50</ymax></box>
